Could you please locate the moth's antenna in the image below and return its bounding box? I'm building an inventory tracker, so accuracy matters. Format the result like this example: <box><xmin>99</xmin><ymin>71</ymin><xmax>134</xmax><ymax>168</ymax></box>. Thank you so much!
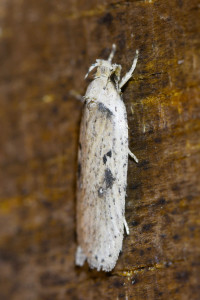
<box><xmin>108</xmin><ymin>44</ymin><xmax>116</xmax><ymax>63</ymax></box>
<box><xmin>119</xmin><ymin>50</ymin><xmax>139</xmax><ymax>89</ymax></box>
<box><xmin>85</xmin><ymin>62</ymin><xmax>98</xmax><ymax>79</ymax></box>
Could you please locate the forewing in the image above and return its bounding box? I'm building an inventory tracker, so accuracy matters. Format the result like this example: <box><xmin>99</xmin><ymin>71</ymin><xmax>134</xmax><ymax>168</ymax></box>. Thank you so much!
<box><xmin>77</xmin><ymin>99</ymin><xmax>128</xmax><ymax>271</ymax></box>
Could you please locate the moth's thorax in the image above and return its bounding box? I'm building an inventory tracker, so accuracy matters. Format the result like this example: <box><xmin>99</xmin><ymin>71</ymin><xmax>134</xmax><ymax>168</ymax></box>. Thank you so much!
<box><xmin>85</xmin><ymin>76</ymin><xmax>122</xmax><ymax>110</ymax></box>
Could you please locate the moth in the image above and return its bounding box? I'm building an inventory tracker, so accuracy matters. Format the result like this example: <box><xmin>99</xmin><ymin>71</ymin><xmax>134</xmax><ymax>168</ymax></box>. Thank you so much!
<box><xmin>76</xmin><ymin>44</ymin><xmax>139</xmax><ymax>272</ymax></box>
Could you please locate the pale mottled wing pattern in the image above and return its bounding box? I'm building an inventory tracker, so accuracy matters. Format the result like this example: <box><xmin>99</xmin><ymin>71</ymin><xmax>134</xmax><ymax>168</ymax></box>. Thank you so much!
<box><xmin>76</xmin><ymin>93</ymin><xmax>128</xmax><ymax>271</ymax></box>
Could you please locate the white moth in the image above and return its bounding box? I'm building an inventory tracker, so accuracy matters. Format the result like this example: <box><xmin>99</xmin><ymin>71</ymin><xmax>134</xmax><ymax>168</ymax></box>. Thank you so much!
<box><xmin>76</xmin><ymin>44</ymin><xmax>139</xmax><ymax>272</ymax></box>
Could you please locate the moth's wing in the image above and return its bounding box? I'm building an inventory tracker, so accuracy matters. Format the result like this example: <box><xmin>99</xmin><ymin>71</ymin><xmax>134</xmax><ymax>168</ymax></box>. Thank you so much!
<box><xmin>76</xmin><ymin>100</ymin><xmax>128</xmax><ymax>272</ymax></box>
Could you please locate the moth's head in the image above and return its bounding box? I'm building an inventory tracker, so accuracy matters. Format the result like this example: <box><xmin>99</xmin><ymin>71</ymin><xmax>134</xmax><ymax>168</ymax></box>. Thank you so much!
<box><xmin>85</xmin><ymin>44</ymin><xmax>122</xmax><ymax>85</ymax></box>
<box><xmin>95</xmin><ymin>60</ymin><xmax>121</xmax><ymax>80</ymax></box>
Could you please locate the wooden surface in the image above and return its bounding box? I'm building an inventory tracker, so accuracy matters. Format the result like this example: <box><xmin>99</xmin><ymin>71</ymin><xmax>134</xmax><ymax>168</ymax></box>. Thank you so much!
<box><xmin>0</xmin><ymin>0</ymin><xmax>200</xmax><ymax>299</ymax></box>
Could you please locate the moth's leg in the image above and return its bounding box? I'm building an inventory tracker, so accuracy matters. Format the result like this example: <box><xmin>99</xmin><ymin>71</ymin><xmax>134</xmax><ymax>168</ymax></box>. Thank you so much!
<box><xmin>76</xmin><ymin>246</ymin><xmax>87</xmax><ymax>266</ymax></box>
<box><xmin>128</xmin><ymin>149</ymin><xmax>138</xmax><ymax>163</ymax></box>
<box><xmin>119</xmin><ymin>50</ymin><xmax>139</xmax><ymax>89</ymax></box>
<box><xmin>124</xmin><ymin>219</ymin><xmax>130</xmax><ymax>235</ymax></box>
<box><xmin>69</xmin><ymin>90</ymin><xmax>84</xmax><ymax>102</ymax></box>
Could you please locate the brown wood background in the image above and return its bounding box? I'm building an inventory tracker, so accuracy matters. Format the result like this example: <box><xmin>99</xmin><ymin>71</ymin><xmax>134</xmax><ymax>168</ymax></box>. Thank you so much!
<box><xmin>0</xmin><ymin>0</ymin><xmax>200</xmax><ymax>299</ymax></box>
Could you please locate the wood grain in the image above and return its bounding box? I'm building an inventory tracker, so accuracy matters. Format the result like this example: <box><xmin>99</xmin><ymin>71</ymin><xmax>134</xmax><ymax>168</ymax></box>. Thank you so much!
<box><xmin>0</xmin><ymin>0</ymin><xmax>200</xmax><ymax>299</ymax></box>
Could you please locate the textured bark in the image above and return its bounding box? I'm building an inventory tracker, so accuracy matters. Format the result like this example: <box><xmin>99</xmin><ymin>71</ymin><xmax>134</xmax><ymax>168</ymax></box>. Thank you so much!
<box><xmin>0</xmin><ymin>0</ymin><xmax>200</xmax><ymax>299</ymax></box>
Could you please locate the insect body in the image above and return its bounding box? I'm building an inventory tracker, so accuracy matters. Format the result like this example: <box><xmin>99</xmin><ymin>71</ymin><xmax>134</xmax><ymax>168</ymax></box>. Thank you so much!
<box><xmin>76</xmin><ymin>45</ymin><xmax>139</xmax><ymax>272</ymax></box>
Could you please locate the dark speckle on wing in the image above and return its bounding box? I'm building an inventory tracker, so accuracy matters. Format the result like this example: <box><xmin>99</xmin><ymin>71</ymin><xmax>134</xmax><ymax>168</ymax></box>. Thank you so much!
<box><xmin>98</xmin><ymin>103</ymin><xmax>113</xmax><ymax>118</ymax></box>
<box><xmin>104</xmin><ymin>168</ymin><xmax>115</xmax><ymax>189</ymax></box>
<box><xmin>106</xmin><ymin>150</ymin><xmax>112</xmax><ymax>157</ymax></box>
<box><xmin>103</xmin><ymin>155</ymin><xmax>107</xmax><ymax>164</ymax></box>
<box><xmin>103</xmin><ymin>150</ymin><xmax>112</xmax><ymax>165</ymax></box>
